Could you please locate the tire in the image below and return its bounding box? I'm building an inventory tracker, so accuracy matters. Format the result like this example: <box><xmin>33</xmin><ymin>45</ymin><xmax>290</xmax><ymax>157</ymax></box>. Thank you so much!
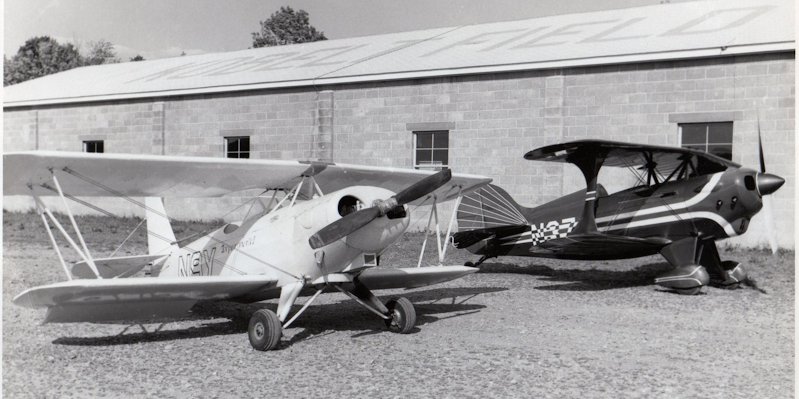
<box><xmin>248</xmin><ymin>309</ymin><xmax>282</xmax><ymax>351</ymax></box>
<box><xmin>384</xmin><ymin>297</ymin><xmax>416</xmax><ymax>334</ymax></box>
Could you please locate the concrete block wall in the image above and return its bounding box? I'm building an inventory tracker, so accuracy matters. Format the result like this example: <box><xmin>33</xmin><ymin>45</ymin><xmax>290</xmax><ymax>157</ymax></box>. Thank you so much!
<box><xmin>3</xmin><ymin>52</ymin><xmax>794</xmax><ymax>248</ymax></box>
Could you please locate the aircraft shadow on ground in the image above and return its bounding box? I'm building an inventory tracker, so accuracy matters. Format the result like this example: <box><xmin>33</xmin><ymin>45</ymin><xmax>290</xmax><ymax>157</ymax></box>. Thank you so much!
<box><xmin>478</xmin><ymin>261</ymin><xmax>673</xmax><ymax>291</ymax></box>
<box><xmin>52</xmin><ymin>286</ymin><xmax>506</xmax><ymax>348</ymax></box>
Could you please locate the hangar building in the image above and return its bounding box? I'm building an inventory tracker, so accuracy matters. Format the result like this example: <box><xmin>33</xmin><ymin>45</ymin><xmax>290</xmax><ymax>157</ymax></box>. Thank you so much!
<box><xmin>3</xmin><ymin>0</ymin><xmax>795</xmax><ymax>249</ymax></box>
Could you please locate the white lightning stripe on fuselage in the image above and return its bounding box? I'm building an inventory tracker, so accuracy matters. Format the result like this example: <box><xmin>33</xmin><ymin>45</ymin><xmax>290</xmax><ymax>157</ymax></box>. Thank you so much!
<box><xmin>594</xmin><ymin>172</ymin><xmax>724</xmax><ymax>224</ymax></box>
<box><xmin>597</xmin><ymin>211</ymin><xmax>738</xmax><ymax>236</ymax></box>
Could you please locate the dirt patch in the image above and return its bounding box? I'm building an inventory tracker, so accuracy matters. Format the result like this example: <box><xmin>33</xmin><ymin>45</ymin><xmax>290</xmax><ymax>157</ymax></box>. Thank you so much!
<box><xmin>3</xmin><ymin>212</ymin><xmax>794</xmax><ymax>398</ymax></box>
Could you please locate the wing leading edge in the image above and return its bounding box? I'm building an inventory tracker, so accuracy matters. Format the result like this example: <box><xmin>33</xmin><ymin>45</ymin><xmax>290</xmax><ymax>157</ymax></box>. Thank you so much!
<box><xmin>3</xmin><ymin>151</ymin><xmax>490</xmax><ymax>204</ymax></box>
<box><xmin>524</xmin><ymin>140</ymin><xmax>739</xmax><ymax>178</ymax></box>
<box><xmin>13</xmin><ymin>275</ymin><xmax>279</xmax><ymax>323</ymax></box>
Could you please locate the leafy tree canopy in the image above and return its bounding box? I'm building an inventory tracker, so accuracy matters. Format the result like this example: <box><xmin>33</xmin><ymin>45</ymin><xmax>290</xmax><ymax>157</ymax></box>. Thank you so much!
<box><xmin>251</xmin><ymin>6</ymin><xmax>327</xmax><ymax>48</ymax></box>
<box><xmin>84</xmin><ymin>39</ymin><xmax>120</xmax><ymax>66</ymax></box>
<box><xmin>130</xmin><ymin>54</ymin><xmax>145</xmax><ymax>62</ymax></box>
<box><xmin>4</xmin><ymin>36</ymin><xmax>82</xmax><ymax>86</ymax></box>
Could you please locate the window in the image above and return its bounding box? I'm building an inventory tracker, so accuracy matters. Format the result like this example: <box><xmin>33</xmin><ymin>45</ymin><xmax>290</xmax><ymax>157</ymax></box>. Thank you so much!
<box><xmin>413</xmin><ymin>130</ymin><xmax>448</xmax><ymax>170</ymax></box>
<box><xmin>83</xmin><ymin>140</ymin><xmax>104</xmax><ymax>153</ymax></box>
<box><xmin>225</xmin><ymin>136</ymin><xmax>250</xmax><ymax>159</ymax></box>
<box><xmin>679</xmin><ymin>122</ymin><xmax>733</xmax><ymax>160</ymax></box>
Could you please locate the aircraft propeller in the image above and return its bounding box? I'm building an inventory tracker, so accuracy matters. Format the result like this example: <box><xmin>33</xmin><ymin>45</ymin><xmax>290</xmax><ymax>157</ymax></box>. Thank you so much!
<box><xmin>308</xmin><ymin>168</ymin><xmax>453</xmax><ymax>249</ymax></box>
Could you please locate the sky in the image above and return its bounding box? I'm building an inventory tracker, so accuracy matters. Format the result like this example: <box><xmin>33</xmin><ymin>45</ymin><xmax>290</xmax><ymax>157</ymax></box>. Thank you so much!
<box><xmin>4</xmin><ymin>0</ymin><xmax>697</xmax><ymax>60</ymax></box>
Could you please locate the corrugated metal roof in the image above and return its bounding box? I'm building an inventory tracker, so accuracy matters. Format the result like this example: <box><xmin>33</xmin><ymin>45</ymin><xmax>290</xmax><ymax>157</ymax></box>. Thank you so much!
<box><xmin>3</xmin><ymin>0</ymin><xmax>794</xmax><ymax>107</ymax></box>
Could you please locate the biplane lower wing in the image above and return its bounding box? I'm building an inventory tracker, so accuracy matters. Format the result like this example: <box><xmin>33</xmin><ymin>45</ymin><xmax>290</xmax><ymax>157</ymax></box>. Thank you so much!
<box><xmin>531</xmin><ymin>233</ymin><xmax>671</xmax><ymax>260</ymax></box>
<box><xmin>356</xmin><ymin>266</ymin><xmax>478</xmax><ymax>290</ymax></box>
<box><xmin>13</xmin><ymin>276</ymin><xmax>278</xmax><ymax>323</ymax></box>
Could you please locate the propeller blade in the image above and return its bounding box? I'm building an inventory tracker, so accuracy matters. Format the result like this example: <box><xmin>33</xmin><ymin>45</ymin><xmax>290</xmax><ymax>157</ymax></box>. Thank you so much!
<box><xmin>393</xmin><ymin>168</ymin><xmax>452</xmax><ymax>205</ymax></box>
<box><xmin>308</xmin><ymin>207</ymin><xmax>381</xmax><ymax>249</ymax></box>
<box><xmin>308</xmin><ymin>169</ymin><xmax>452</xmax><ymax>249</ymax></box>
<box><xmin>757</xmin><ymin>116</ymin><xmax>766</xmax><ymax>173</ymax></box>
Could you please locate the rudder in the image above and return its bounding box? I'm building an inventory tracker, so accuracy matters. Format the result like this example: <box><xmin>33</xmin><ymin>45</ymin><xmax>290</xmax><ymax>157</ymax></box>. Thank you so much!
<box><xmin>456</xmin><ymin>184</ymin><xmax>529</xmax><ymax>232</ymax></box>
<box><xmin>144</xmin><ymin>197</ymin><xmax>178</xmax><ymax>256</ymax></box>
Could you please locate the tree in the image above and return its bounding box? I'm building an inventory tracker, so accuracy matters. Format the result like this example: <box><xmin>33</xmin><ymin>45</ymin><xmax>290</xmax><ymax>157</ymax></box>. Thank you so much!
<box><xmin>4</xmin><ymin>36</ymin><xmax>82</xmax><ymax>86</ymax></box>
<box><xmin>84</xmin><ymin>39</ymin><xmax>120</xmax><ymax>65</ymax></box>
<box><xmin>251</xmin><ymin>6</ymin><xmax>327</xmax><ymax>48</ymax></box>
<box><xmin>130</xmin><ymin>54</ymin><xmax>145</xmax><ymax>62</ymax></box>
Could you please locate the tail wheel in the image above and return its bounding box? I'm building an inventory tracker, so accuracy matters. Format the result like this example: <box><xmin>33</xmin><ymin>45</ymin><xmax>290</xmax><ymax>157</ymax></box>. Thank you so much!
<box><xmin>384</xmin><ymin>297</ymin><xmax>416</xmax><ymax>334</ymax></box>
<box><xmin>248</xmin><ymin>309</ymin><xmax>282</xmax><ymax>351</ymax></box>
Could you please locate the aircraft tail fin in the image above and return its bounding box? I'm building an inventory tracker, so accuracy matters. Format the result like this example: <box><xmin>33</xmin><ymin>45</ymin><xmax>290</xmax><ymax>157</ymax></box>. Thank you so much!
<box><xmin>144</xmin><ymin>197</ymin><xmax>178</xmax><ymax>256</ymax></box>
<box><xmin>456</xmin><ymin>184</ymin><xmax>529</xmax><ymax>232</ymax></box>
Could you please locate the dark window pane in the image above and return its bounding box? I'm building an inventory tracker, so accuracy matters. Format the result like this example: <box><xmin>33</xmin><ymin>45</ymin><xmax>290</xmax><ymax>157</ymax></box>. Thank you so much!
<box><xmin>416</xmin><ymin>132</ymin><xmax>433</xmax><ymax>149</ymax></box>
<box><xmin>681</xmin><ymin>124</ymin><xmax>707</xmax><ymax>145</ymax></box>
<box><xmin>432</xmin><ymin>149</ymin><xmax>448</xmax><ymax>165</ymax></box>
<box><xmin>83</xmin><ymin>140</ymin><xmax>104</xmax><ymax>153</ymax></box>
<box><xmin>239</xmin><ymin>152</ymin><xmax>249</xmax><ymax>159</ymax></box>
<box><xmin>707</xmin><ymin>122</ymin><xmax>733</xmax><ymax>144</ymax></box>
<box><xmin>433</xmin><ymin>131</ymin><xmax>449</xmax><ymax>148</ymax></box>
<box><xmin>227</xmin><ymin>138</ymin><xmax>238</xmax><ymax>152</ymax></box>
<box><xmin>416</xmin><ymin>149</ymin><xmax>431</xmax><ymax>163</ymax></box>
<box><xmin>707</xmin><ymin>144</ymin><xmax>732</xmax><ymax>160</ymax></box>
<box><xmin>240</xmin><ymin>137</ymin><xmax>250</xmax><ymax>152</ymax></box>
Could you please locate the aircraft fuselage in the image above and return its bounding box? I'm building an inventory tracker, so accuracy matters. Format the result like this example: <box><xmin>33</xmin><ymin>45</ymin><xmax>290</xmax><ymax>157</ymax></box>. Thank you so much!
<box><xmin>156</xmin><ymin>186</ymin><xmax>410</xmax><ymax>286</ymax></box>
<box><xmin>467</xmin><ymin>167</ymin><xmax>764</xmax><ymax>260</ymax></box>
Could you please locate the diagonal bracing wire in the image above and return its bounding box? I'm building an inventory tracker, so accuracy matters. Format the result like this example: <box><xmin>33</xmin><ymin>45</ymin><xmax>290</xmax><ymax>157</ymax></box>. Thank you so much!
<box><xmin>56</xmin><ymin>167</ymin><xmax>302</xmax><ymax>280</ymax></box>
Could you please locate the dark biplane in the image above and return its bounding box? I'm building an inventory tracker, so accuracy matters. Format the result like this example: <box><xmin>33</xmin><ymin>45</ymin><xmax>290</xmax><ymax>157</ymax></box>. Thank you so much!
<box><xmin>453</xmin><ymin>139</ymin><xmax>784</xmax><ymax>294</ymax></box>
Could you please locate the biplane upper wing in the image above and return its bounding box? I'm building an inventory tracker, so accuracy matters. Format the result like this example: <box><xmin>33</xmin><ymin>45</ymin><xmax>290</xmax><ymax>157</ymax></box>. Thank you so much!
<box><xmin>13</xmin><ymin>275</ymin><xmax>279</xmax><ymax>323</ymax></box>
<box><xmin>3</xmin><ymin>151</ymin><xmax>490</xmax><ymax>204</ymax></box>
<box><xmin>524</xmin><ymin>140</ymin><xmax>740</xmax><ymax>234</ymax></box>
<box><xmin>524</xmin><ymin>140</ymin><xmax>739</xmax><ymax>178</ymax></box>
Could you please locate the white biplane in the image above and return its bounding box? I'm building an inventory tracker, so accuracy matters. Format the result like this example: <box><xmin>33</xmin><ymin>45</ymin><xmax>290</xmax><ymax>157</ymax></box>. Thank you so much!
<box><xmin>4</xmin><ymin>152</ymin><xmax>491</xmax><ymax>350</ymax></box>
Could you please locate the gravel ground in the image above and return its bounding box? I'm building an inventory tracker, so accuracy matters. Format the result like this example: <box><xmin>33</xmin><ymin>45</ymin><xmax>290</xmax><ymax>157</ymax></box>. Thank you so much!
<box><xmin>2</xmin><ymin>212</ymin><xmax>794</xmax><ymax>398</ymax></box>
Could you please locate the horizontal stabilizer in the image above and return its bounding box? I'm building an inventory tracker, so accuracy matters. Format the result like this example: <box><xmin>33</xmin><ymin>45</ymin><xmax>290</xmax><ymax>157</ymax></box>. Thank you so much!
<box><xmin>13</xmin><ymin>275</ymin><xmax>278</xmax><ymax>323</ymax></box>
<box><xmin>356</xmin><ymin>266</ymin><xmax>477</xmax><ymax>290</ymax></box>
<box><xmin>72</xmin><ymin>254</ymin><xmax>166</xmax><ymax>279</ymax></box>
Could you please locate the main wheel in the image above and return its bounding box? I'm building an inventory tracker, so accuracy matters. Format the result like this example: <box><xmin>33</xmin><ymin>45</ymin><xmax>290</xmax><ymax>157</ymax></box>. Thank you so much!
<box><xmin>384</xmin><ymin>297</ymin><xmax>416</xmax><ymax>334</ymax></box>
<box><xmin>248</xmin><ymin>309</ymin><xmax>282</xmax><ymax>351</ymax></box>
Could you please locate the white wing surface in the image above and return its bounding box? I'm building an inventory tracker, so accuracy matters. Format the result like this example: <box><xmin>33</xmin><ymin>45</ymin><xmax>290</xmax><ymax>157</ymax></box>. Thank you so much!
<box><xmin>356</xmin><ymin>265</ymin><xmax>478</xmax><ymax>290</ymax></box>
<box><xmin>13</xmin><ymin>275</ymin><xmax>278</xmax><ymax>323</ymax></box>
<box><xmin>4</xmin><ymin>151</ymin><xmax>490</xmax><ymax>203</ymax></box>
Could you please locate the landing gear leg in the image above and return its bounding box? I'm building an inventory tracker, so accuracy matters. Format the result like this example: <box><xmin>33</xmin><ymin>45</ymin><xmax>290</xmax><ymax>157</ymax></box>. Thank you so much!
<box><xmin>698</xmin><ymin>239</ymin><xmax>746</xmax><ymax>289</ymax></box>
<box><xmin>337</xmin><ymin>283</ymin><xmax>417</xmax><ymax>334</ymax></box>
<box><xmin>656</xmin><ymin>237</ymin><xmax>709</xmax><ymax>295</ymax></box>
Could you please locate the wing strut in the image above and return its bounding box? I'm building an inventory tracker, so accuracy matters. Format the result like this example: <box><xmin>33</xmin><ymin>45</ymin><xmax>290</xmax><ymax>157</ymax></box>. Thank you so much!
<box><xmin>415</xmin><ymin>186</ymin><xmax>463</xmax><ymax>267</ymax></box>
<box><xmin>569</xmin><ymin>145</ymin><xmax>607</xmax><ymax>235</ymax></box>
<box><xmin>30</xmin><ymin>189</ymin><xmax>101</xmax><ymax>279</ymax></box>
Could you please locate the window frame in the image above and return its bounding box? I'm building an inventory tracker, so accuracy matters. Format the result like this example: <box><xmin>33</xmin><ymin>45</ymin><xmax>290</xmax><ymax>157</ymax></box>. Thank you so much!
<box><xmin>412</xmin><ymin>130</ymin><xmax>449</xmax><ymax>170</ymax></box>
<box><xmin>224</xmin><ymin>136</ymin><xmax>250</xmax><ymax>159</ymax></box>
<box><xmin>82</xmin><ymin>140</ymin><xmax>104</xmax><ymax>153</ymax></box>
<box><xmin>678</xmin><ymin>122</ymin><xmax>733</xmax><ymax>161</ymax></box>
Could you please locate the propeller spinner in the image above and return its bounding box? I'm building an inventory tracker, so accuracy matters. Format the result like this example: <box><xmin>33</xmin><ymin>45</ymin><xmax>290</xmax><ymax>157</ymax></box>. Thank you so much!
<box><xmin>308</xmin><ymin>169</ymin><xmax>453</xmax><ymax>249</ymax></box>
<box><xmin>755</xmin><ymin>121</ymin><xmax>785</xmax><ymax>196</ymax></box>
